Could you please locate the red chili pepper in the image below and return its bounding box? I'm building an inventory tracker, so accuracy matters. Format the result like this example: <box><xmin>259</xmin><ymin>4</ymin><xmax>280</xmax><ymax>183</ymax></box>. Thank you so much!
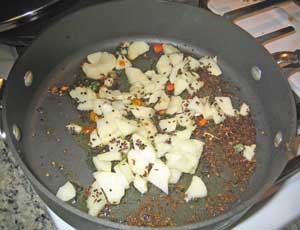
<box><xmin>81</xmin><ymin>126</ymin><xmax>95</xmax><ymax>135</ymax></box>
<box><xmin>198</xmin><ymin>118</ymin><xmax>208</xmax><ymax>127</ymax></box>
<box><xmin>166</xmin><ymin>83</ymin><xmax>175</xmax><ymax>91</ymax></box>
<box><xmin>153</xmin><ymin>44</ymin><xmax>163</xmax><ymax>53</ymax></box>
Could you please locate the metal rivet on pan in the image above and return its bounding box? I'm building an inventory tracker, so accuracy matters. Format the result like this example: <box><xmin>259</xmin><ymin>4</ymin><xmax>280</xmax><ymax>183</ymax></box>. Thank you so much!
<box><xmin>12</xmin><ymin>124</ymin><xmax>21</xmax><ymax>142</ymax></box>
<box><xmin>251</xmin><ymin>66</ymin><xmax>262</xmax><ymax>81</ymax></box>
<box><xmin>274</xmin><ymin>131</ymin><xmax>283</xmax><ymax>148</ymax></box>
<box><xmin>24</xmin><ymin>71</ymin><xmax>33</xmax><ymax>87</ymax></box>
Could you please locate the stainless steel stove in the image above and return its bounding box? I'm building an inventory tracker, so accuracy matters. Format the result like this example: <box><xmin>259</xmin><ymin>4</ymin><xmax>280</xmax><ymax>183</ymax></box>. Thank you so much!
<box><xmin>1</xmin><ymin>0</ymin><xmax>300</xmax><ymax>229</ymax></box>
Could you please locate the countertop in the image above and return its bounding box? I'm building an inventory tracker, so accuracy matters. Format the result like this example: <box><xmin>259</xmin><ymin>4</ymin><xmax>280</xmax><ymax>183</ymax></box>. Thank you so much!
<box><xmin>0</xmin><ymin>141</ymin><xmax>54</xmax><ymax>230</ymax></box>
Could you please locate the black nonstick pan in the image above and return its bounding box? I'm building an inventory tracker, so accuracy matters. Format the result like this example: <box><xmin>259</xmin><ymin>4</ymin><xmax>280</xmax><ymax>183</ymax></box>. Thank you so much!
<box><xmin>1</xmin><ymin>0</ymin><xmax>300</xmax><ymax>229</ymax></box>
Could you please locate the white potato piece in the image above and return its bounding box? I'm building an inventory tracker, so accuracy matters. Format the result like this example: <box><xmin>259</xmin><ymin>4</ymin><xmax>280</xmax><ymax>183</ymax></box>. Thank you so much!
<box><xmin>174</xmin><ymin>76</ymin><xmax>189</xmax><ymax>96</ymax></box>
<box><xmin>154</xmin><ymin>92</ymin><xmax>170</xmax><ymax>111</ymax></box>
<box><xmin>128</xmin><ymin>41</ymin><xmax>150</xmax><ymax>60</ymax></box>
<box><xmin>167</xmin><ymin>96</ymin><xmax>183</xmax><ymax>115</ymax></box>
<box><xmin>243</xmin><ymin>144</ymin><xmax>256</xmax><ymax>161</ymax></box>
<box><xmin>114</xmin><ymin>161</ymin><xmax>134</xmax><ymax>184</ymax></box>
<box><xmin>96</xmin><ymin>151</ymin><xmax>122</xmax><ymax>162</ymax></box>
<box><xmin>109</xmin><ymin>138</ymin><xmax>130</xmax><ymax>153</ymax></box>
<box><xmin>77</xmin><ymin>100</ymin><xmax>94</xmax><ymax>111</ymax></box>
<box><xmin>199</xmin><ymin>56</ymin><xmax>222</xmax><ymax>76</ymax></box>
<box><xmin>169</xmin><ymin>59</ymin><xmax>188</xmax><ymax>83</ymax></box>
<box><xmin>99</xmin><ymin>87</ymin><xmax>131</xmax><ymax>101</ymax></box>
<box><xmin>240</xmin><ymin>103</ymin><xmax>250</xmax><ymax>116</ymax></box>
<box><xmin>154</xmin><ymin>134</ymin><xmax>172</xmax><ymax>158</ymax></box>
<box><xmin>148</xmin><ymin>160</ymin><xmax>170</xmax><ymax>194</ymax></box>
<box><xmin>166</xmin><ymin>151</ymin><xmax>197</xmax><ymax>174</ymax></box>
<box><xmin>56</xmin><ymin>181</ymin><xmax>76</xmax><ymax>202</ymax></box>
<box><xmin>90</xmin><ymin>130</ymin><xmax>102</xmax><ymax>148</ymax></box>
<box><xmin>215</xmin><ymin>97</ymin><xmax>235</xmax><ymax>117</ymax></box>
<box><xmin>87</xmin><ymin>52</ymin><xmax>102</xmax><ymax>64</ymax></box>
<box><xmin>176</xmin><ymin>112</ymin><xmax>194</xmax><ymax>127</ymax></box>
<box><xmin>211</xmin><ymin>106</ymin><xmax>225</xmax><ymax>124</ymax></box>
<box><xmin>82</xmin><ymin>52</ymin><xmax>117</xmax><ymax>79</ymax></box>
<box><xmin>186</xmin><ymin>56</ymin><xmax>201</xmax><ymax>70</ymax></box>
<box><xmin>174</xmin><ymin>125</ymin><xmax>195</xmax><ymax>140</ymax></box>
<box><xmin>163</xmin><ymin>44</ymin><xmax>180</xmax><ymax>55</ymax></box>
<box><xmin>87</xmin><ymin>181</ymin><xmax>107</xmax><ymax>217</ymax></box>
<box><xmin>116</xmin><ymin>55</ymin><xmax>132</xmax><ymax>70</ymax></box>
<box><xmin>92</xmin><ymin>157</ymin><xmax>112</xmax><ymax>172</ymax></box>
<box><xmin>156</xmin><ymin>55</ymin><xmax>172</xmax><ymax>77</ymax></box>
<box><xmin>140</xmin><ymin>119</ymin><xmax>157</xmax><ymax>137</ymax></box>
<box><xmin>69</xmin><ymin>87</ymin><xmax>97</xmax><ymax>103</ymax></box>
<box><xmin>104</xmin><ymin>78</ymin><xmax>114</xmax><ymax>87</ymax></box>
<box><xmin>185</xmin><ymin>176</ymin><xmax>207</xmax><ymax>202</ymax></box>
<box><xmin>128</xmin><ymin>149</ymin><xmax>154</xmax><ymax>176</ymax></box>
<box><xmin>187</xmin><ymin>96</ymin><xmax>205</xmax><ymax>116</ymax></box>
<box><xmin>66</xmin><ymin>123</ymin><xmax>82</xmax><ymax>134</ymax></box>
<box><xmin>130</xmin><ymin>106</ymin><xmax>155</xmax><ymax>119</ymax></box>
<box><xmin>133</xmin><ymin>176</ymin><xmax>148</xmax><ymax>194</ymax></box>
<box><xmin>115</xmin><ymin>118</ymin><xmax>138</xmax><ymax>137</ymax></box>
<box><xmin>169</xmin><ymin>168</ymin><xmax>182</xmax><ymax>184</ymax></box>
<box><xmin>94</xmin><ymin>172</ymin><xmax>129</xmax><ymax>204</ymax></box>
<box><xmin>159</xmin><ymin>118</ymin><xmax>177</xmax><ymax>132</ymax></box>
<box><xmin>169</xmin><ymin>53</ymin><xmax>184</xmax><ymax>66</ymax></box>
<box><xmin>125</xmin><ymin>67</ymin><xmax>149</xmax><ymax>85</ymax></box>
<box><xmin>96</xmin><ymin>118</ymin><xmax>120</xmax><ymax>145</ymax></box>
<box><xmin>187</xmin><ymin>80</ymin><xmax>204</xmax><ymax>95</ymax></box>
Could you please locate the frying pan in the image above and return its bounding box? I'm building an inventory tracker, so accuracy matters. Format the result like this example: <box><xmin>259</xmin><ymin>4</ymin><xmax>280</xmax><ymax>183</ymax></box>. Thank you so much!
<box><xmin>1</xmin><ymin>0</ymin><xmax>300</xmax><ymax>229</ymax></box>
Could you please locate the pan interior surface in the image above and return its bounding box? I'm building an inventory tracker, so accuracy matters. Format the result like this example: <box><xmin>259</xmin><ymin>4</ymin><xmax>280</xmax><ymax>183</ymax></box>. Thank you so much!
<box><xmin>3</xmin><ymin>0</ymin><xmax>296</xmax><ymax>229</ymax></box>
<box><xmin>20</xmin><ymin>37</ymin><xmax>271</xmax><ymax>226</ymax></box>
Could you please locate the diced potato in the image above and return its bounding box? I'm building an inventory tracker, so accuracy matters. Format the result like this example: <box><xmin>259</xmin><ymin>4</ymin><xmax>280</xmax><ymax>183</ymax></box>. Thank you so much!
<box><xmin>133</xmin><ymin>176</ymin><xmax>148</xmax><ymax>194</ymax></box>
<box><xmin>87</xmin><ymin>181</ymin><xmax>107</xmax><ymax>217</ymax></box>
<box><xmin>90</xmin><ymin>130</ymin><xmax>102</xmax><ymax>148</ymax></box>
<box><xmin>66</xmin><ymin>123</ymin><xmax>82</xmax><ymax>134</ymax></box>
<box><xmin>185</xmin><ymin>176</ymin><xmax>207</xmax><ymax>202</ymax></box>
<box><xmin>169</xmin><ymin>168</ymin><xmax>182</xmax><ymax>184</ymax></box>
<box><xmin>148</xmin><ymin>160</ymin><xmax>170</xmax><ymax>194</ymax></box>
<box><xmin>215</xmin><ymin>97</ymin><xmax>235</xmax><ymax>117</ymax></box>
<box><xmin>77</xmin><ymin>100</ymin><xmax>94</xmax><ymax>111</ymax></box>
<box><xmin>163</xmin><ymin>44</ymin><xmax>180</xmax><ymax>55</ymax></box>
<box><xmin>199</xmin><ymin>56</ymin><xmax>222</xmax><ymax>76</ymax></box>
<box><xmin>109</xmin><ymin>138</ymin><xmax>130</xmax><ymax>153</ymax></box>
<box><xmin>93</xmin><ymin>172</ymin><xmax>129</xmax><ymax>204</ymax></box>
<box><xmin>82</xmin><ymin>52</ymin><xmax>117</xmax><ymax>79</ymax></box>
<box><xmin>156</xmin><ymin>55</ymin><xmax>172</xmax><ymax>77</ymax></box>
<box><xmin>202</xmin><ymin>102</ymin><xmax>214</xmax><ymax>120</ymax></box>
<box><xmin>92</xmin><ymin>99</ymin><xmax>111</xmax><ymax>115</ymax></box>
<box><xmin>240</xmin><ymin>103</ymin><xmax>250</xmax><ymax>116</ymax></box>
<box><xmin>187</xmin><ymin>96</ymin><xmax>205</xmax><ymax>116</ymax></box>
<box><xmin>87</xmin><ymin>52</ymin><xmax>102</xmax><ymax>64</ymax></box>
<box><xmin>128</xmin><ymin>149</ymin><xmax>154</xmax><ymax>176</ymax></box>
<box><xmin>115</xmin><ymin>118</ymin><xmax>138</xmax><ymax>137</ymax></box>
<box><xmin>125</xmin><ymin>67</ymin><xmax>149</xmax><ymax>85</ymax></box>
<box><xmin>130</xmin><ymin>106</ymin><xmax>155</xmax><ymax>119</ymax></box>
<box><xmin>166</xmin><ymin>151</ymin><xmax>197</xmax><ymax>174</ymax></box>
<box><xmin>186</xmin><ymin>56</ymin><xmax>200</xmax><ymax>70</ymax></box>
<box><xmin>56</xmin><ymin>181</ymin><xmax>76</xmax><ymax>202</ymax></box>
<box><xmin>174</xmin><ymin>125</ymin><xmax>195</xmax><ymax>140</ymax></box>
<box><xmin>154</xmin><ymin>134</ymin><xmax>172</xmax><ymax>157</ymax></box>
<box><xmin>140</xmin><ymin>119</ymin><xmax>157</xmax><ymax>138</ymax></box>
<box><xmin>154</xmin><ymin>92</ymin><xmax>170</xmax><ymax>110</ymax></box>
<box><xmin>174</xmin><ymin>76</ymin><xmax>189</xmax><ymax>96</ymax></box>
<box><xmin>243</xmin><ymin>144</ymin><xmax>256</xmax><ymax>161</ymax></box>
<box><xmin>104</xmin><ymin>78</ymin><xmax>114</xmax><ymax>87</ymax></box>
<box><xmin>116</xmin><ymin>55</ymin><xmax>132</xmax><ymax>70</ymax></box>
<box><xmin>167</xmin><ymin>96</ymin><xmax>183</xmax><ymax>115</ymax></box>
<box><xmin>211</xmin><ymin>106</ymin><xmax>225</xmax><ymax>124</ymax></box>
<box><xmin>187</xmin><ymin>80</ymin><xmax>204</xmax><ymax>95</ymax></box>
<box><xmin>96</xmin><ymin>151</ymin><xmax>122</xmax><ymax>161</ymax></box>
<box><xmin>98</xmin><ymin>87</ymin><xmax>131</xmax><ymax>101</ymax></box>
<box><xmin>92</xmin><ymin>157</ymin><xmax>112</xmax><ymax>172</ymax></box>
<box><xmin>69</xmin><ymin>87</ymin><xmax>97</xmax><ymax>103</ymax></box>
<box><xmin>169</xmin><ymin>59</ymin><xmax>188</xmax><ymax>83</ymax></box>
<box><xmin>176</xmin><ymin>112</ymin><xmax>194</xmax><ymax>127</ymax></box>
<box><xmin>169</xmin><ymin>53</ymin><xmax>184</xmax><ymax>66</ymax></box>
<box><xmin>96</xmin><ymin>118</ymin><xmax>120</xmax><ymax>145</ymax></box>
<box><xmin>128</xmin><ymin>41</ymin><xmax>150</xmax><ymax>60</ymax></box>
<box><xmin>159</xmin><ymin>118</ymin><xmax>177</xmax><ymax>132</ymax></box>
<box><xmin>114</xmin><ymin>161</ymin><xmax>134</xmax><ymax>184</ymax></box>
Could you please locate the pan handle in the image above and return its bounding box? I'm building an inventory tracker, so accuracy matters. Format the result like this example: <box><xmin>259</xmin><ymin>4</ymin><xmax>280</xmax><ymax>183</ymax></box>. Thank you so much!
<box><xmin>0</xmin><ymin>78</ymin><xmax>6</xmax><ymax>140</ymax></box>
<box><xmin>260</xmin><ymin>51</ymin><xmax>300</xmax><ymax>201</ymax></box>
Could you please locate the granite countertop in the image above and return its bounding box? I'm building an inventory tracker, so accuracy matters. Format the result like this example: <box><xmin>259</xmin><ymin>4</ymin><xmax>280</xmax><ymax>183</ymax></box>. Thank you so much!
<box><xmin>0</xmin><ymin>141</ymin><xmax>54</xmax><ymax>230</ymax></box>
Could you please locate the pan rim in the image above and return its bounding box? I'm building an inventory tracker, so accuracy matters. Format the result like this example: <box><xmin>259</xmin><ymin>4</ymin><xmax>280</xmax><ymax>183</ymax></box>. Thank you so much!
<box><xmin>2</xmin><ymin>0</ymin><xmax>297</xmax><ymax>229</ymax></box>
